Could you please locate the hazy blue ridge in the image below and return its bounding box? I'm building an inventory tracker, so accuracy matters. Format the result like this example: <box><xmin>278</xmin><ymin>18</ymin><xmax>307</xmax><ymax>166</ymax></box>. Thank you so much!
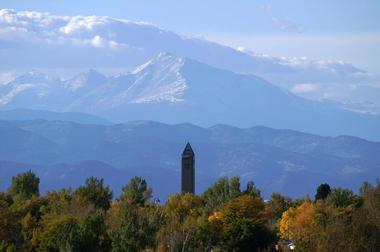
<box><xmin>0</xmin><ymin>119</ymin><xmax>378</xmax><ymax>200</ymax></box>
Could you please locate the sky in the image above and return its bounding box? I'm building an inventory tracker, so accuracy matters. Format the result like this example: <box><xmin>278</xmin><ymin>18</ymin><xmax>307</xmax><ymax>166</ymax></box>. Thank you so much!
<box><xmin>1</xmin><ymin>0</ymin><xmax>380</xmax><ymax>72</ymax></box>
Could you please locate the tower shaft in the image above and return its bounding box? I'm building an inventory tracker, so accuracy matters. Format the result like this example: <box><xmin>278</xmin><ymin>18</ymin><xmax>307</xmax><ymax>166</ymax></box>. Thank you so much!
<box><xmin>181</xmin><ymin>143</ymin><xmax>195</xmax><ymax>194</ymax></box>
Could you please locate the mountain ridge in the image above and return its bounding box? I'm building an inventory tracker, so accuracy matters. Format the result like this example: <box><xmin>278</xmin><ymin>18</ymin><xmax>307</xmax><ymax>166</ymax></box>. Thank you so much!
<box><xmin>0</xmin><ymin>118</ymin><xmax>378</xmax><ymax>199</ymax></box>
<box><xmin>1</xmin><ymin>53</ymin><xmax>379</xmax><ymax>140</ymax></box>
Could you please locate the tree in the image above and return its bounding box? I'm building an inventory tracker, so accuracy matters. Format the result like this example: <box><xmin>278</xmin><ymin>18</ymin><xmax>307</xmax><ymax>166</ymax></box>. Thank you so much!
<box><xmin>157</xmin><ymin>193</ymin><xmax>204</xmax><ymax>251</ymax></box>
<box><xmin>75</xmin><ymin>177</ymin><xmax>113</xmax><ymax>210</ymax></box>
<box><xmin>110</xmin><ymin>202</ymin><xmax>163</xmax><ymax>252</ymax></box>
<box><xmin>266</xmin><ymin>192</ymin><xmax>293</xmax><ymax>220</ymax></box>
<box><xmin>119</xmin><ymin>176</ymin><xmax>152</xmax><ymax>206</ymax></box>
<box><xmin>326</xmin><ymin>188</ymin><xmax>358</xmax><ymax>208</ymax></box>
<box><xmin>77</xmin><ymin>211</ymin><xmax>111</xmax><ymax>252</ymax></box>
<box><xmin>111</xmin><ymin>177</ymin><xmax>160</xmax><ymax>251</ymax></box>
<box><xmin>218</xmin><ymin>195</ymin><xmax>274</xmax><ymax>251</ymax></box>
<box><xmin>0</xmin><ymin>193</ymin><xmax>22</xmax><ymax>250</ymax></box>
<box><xmin>203</xmin><ymin>177</ymin><xmax>230</xmax><ymax>213</ymax></box>
<box><xmin>244</xmin><ymin>180</ymin><xmax>261</xmax><ymax>197</ymax></box>
<box><xmin>36</xmin><ymin>211</ymin><xmax>110</xmax><ymax>252</ymax></box>
<box><xmin>315</xmin><ymin>183</ymin><xmax>331</xmax><ymax>201</ymax></box>
<box><xmin>359</xmin><ymin>181</ymin><xmax>373</xmax><ymax>196</ymax></box>
<box><xmin>8</xmin><ymin>170</ymin><xmax>39</xmax><ymax>199</ymax></box>
<box><xmin>279</xmin><ymin>201</ymin><xmax>318</xmax><ymax>250</ymax></box>
<box><xmin>352</xmin><ymin>180</ymin><xmax>380</xmax><ymax>251</ymax></box>
<box><xmin>230</xmin><ymin>177</ymin><xmax>241</xmax><ymax>199</ymax></box>
<box><xmin>36</xmin><ymin>215</ymin><xmax>81</xmax><ymax>252</ymax></box>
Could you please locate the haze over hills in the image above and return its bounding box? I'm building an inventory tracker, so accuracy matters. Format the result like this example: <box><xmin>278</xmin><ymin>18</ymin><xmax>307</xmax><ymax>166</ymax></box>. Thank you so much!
<box><xmin>1</xmin><ymin>53</ymin><xmax>379</xmax><ymax>140</ymax></box>
<box><xmin>1</xmin><ymin>9</ymin><xmax>379</xmax><ymax>112</ymax></box>
<box><xmin>0</xmin><ymin>119</ymin><xmax>379</xmax><ymax>200</ymax></box>
<box><xmin>0</xmin><ymin>109</ymin><xmax>111</xmax><ymax>124</ymax></box>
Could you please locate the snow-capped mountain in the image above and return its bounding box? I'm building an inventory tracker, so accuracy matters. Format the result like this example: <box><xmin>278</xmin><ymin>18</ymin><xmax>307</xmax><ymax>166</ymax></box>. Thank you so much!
<box><xmin>1</xmin><ymin>53</ymin><xmax>380</xmax><ymax>141</ymax></box>
<box><xmin>119</xmin><ymin>52</ymin><xmax>187</xmax><ymax>104</ymax></box>
<box><xmin>1</xmin><ymin>9</ymin><xmax>379</xmax><ymax>112</ymax></box>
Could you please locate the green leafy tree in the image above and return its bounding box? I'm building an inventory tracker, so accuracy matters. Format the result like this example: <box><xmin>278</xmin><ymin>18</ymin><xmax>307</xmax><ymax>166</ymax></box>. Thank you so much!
<box><xmin>244</xmin><ymin>180</ymin><xmax>261</xmax><ymax>197</ymax></box>
<box><xmin>266</xmin><ymin>192</ymin><xmax>293</xmax><ymax>220</ymax></box>
<box><xmin>326</xmin><ymin>188</ymin><xmax>358</xmax><ymax>208</ymax></box>
<box><xmin>315</xmin><ymin>183</ymin><xmax>331</xmax><ymax>201</ymax></box>
<box><xmin>119</xmin><ymin>176</ymin><xmax>152</xmax><ymax>206</ymax></box>
<box><xmin>75</xmin><ymin>177</ymin><xmax>113</xmax><ymax>210</ymax></box>
<box><xmin>203</xmin><ymin>177</ymin><xmax>262</xmax><ymax>214</ymax></box>
<box><xmin>219</xmin><ymin>195</ymin><xmax>274</xmax><ymax>251</ymax></box>
<box><xmin>8</xmin><ymin>170</ymin><xmax>39</xmax><ymax>199</ymax></box>
<box><xmin>110</xmin><ymin>204</ymin><xmax>163</xmax><ymax>252</ymax></box>
<box><xmin>157</xmin><ymin>193</ymin><xmax>204</xmax><ymax>252</ymax></box>
<box><xmin>359</xmin><ymin>181</ymin><xmax>373</xmax><ymax>196</ymax></box>
<box><xmin>77</xmin><ymin>211</ymin><xmax>111</xmax><ymax>252</ymax></box>
<box><xmin>36</xmin><ymin>212</ymin><xmax>110</xmax><ymax>252</ymax></box>
<box><xmin>203</xmin><ymin>177</ymin><xmax>230</xmax><ymax>213</ymax></box>
<box><xmin>0</xmin><ymin>194</ymin><xmax>22</xmax><ymax>250</ymax></box>
<box><xmin>37</xmin><ymin>215</ymin><xmax>81</xmax><ymax>252</ymax></box>
<box><xmin>111</xmin><ymin>178</ymin><xmax>161</xmax><ymax>251</ymax></box>
<box><xmin>230</xmin><ymin>176</ymin><xmax>241</xmax><ymax>199</ymax></box>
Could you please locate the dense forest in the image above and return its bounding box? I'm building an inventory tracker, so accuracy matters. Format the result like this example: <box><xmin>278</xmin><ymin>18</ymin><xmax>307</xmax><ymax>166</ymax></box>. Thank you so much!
<box><xmin>0</xmin><ymin>171</ymin><xmax>379</xmax><ymax>252</ymax></box>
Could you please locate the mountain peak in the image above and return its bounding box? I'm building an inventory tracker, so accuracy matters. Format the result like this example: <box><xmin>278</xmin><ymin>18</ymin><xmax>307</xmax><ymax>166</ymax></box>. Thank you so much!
<box><xmin>65</xmin><ymin>69</ymin><xmax>106</xmax><ymax>91</ymax></box>
<box><xmin>12</xmin><ymin>71</ymin><xmax>51</xmax><ymax>84</ymax></box>
<box><xmin>126</xmin><ymin>53</ymin><xmax>187</xmax><ymax>104</ymax></box>
<box><xmin>132</xmin><ymin>52</ymin><xmax>184</xmax><ymax>75</ymax></box>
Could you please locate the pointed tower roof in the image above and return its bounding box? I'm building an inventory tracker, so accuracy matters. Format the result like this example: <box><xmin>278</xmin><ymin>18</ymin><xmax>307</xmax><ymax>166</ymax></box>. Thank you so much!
<box><xmin>182</xmin><ymin>142</ymin><xmax>194</xmax><ymax>156</ymax></box>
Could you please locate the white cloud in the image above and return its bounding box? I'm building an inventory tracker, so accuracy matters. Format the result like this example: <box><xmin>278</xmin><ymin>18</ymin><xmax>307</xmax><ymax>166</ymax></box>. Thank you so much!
<box><xmin>91</xmin><ymin>35</ymin><xmax>105</xmax><ymax>47</ymax></box>
<box><xmin>206</xmin><ymin>32</ymin><xmax>380</xmax><ymax>73</ymax></box>
<box><xmin>0</xmin><ymin>9</ymin><xmax>145</xmax><ymax>49</ymax></box>
<box><xmin>59</xmin><ymin>16</ymin><xmax>110</xmax><ymax>35</ymax></box>
<box><xmin>291</xmin><ymin>84</ymin><xmax>318</xmax><ymax>94</ymax></box>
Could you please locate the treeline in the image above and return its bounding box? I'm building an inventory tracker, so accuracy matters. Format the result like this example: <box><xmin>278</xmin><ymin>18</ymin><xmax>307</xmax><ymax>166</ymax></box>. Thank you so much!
<box><xmin>0</xmin><ymin>171</ymin><xmax>379</xmax><ymax>252</ymax></box>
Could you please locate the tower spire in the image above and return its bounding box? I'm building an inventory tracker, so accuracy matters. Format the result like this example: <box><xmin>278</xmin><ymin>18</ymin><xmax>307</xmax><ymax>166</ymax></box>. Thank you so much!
<box><xmin>181</xmin><ymin>142</ymin><xmax>195</xmax><ymax>194</ymax></box>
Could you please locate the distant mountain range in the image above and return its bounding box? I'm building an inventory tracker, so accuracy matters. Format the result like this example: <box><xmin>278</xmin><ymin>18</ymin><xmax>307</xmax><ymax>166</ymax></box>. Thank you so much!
<box><xmin>1</xmin><ymin>9</ymin><xmax>379</xmax><ymax>113</ymax></box>
<box><xmin>0</xmin><ymin>118</ymin><xmax>378</xmax><ymax>200</ymax></box>
<box><xmin>1</xmin><ymin>53</ymin><xmax>379</xmax><ymax>141</ymax></box>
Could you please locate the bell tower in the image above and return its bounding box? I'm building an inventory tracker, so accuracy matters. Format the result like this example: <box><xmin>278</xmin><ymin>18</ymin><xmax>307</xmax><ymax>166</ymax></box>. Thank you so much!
<box><xmin>181</xmin><ymin>142</ymin><xmax>195</xmax><ymax>194</ymax></box>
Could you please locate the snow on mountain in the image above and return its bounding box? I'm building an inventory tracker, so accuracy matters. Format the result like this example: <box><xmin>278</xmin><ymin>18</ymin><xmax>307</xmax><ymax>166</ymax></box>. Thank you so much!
<box><xmin>0</xmin><ymin>71</ymin><xmax>60</xmax><ymax>106</ymax></box>
<box><xmin>1</xmin><ymin>52</ymin><xmax>379</xmax><ymax>141</ymax></box>
<box><xmin>64</xmin><ymin>69</ymin><xmax>107</xmax><ymax>91</ymax></box>
<box><xmin>127</xmin><ymin>52</ymin><xmax>187</xmax><ymax>103</ymax></box>
<box><xmin>1</xmin><ymin>9</ymin><xmax>379</xmax><ymax>112</ymax></box>
<box><xmin>0</xmin><ymin>53</ymin><xmax>188</xmax><ymax>109</ymax></box>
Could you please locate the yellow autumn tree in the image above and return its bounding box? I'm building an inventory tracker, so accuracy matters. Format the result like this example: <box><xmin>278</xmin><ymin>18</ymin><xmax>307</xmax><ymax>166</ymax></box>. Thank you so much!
<box><xmin>216</xmin><ymin>195</ymin><xmax>274</xmax><ymax>251</ymax></box>
<box><xmin>157</xmin><ymin>193</ymin><xmax>205</xmax><ymax>251</ymax></box>
<box><xmin>279</xmin><ymin>201</ymin><xmax>319</xmax><ymax>250</ymax></box>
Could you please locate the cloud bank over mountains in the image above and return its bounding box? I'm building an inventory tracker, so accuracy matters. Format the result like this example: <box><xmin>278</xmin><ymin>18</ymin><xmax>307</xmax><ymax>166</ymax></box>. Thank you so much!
<box><xmin>0</xmin><ymin>9</ymin><xmax>147</xmax><ymax>49</ymax></box>
<box><xmin>0</xmin><ymin>9</ymin><xmax>379</xmax><ymax>113</ymax></box>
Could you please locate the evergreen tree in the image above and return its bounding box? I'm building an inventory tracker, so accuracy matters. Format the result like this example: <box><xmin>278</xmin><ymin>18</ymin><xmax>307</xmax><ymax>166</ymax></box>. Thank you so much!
<box><xmin>119</xmin><ymin>176</ymin><xmax>152</xmax><ymax>206</ymax></box>
<box><xmin>244</xmin><ymin>180</ymin><xmax>261</xmax><ymax>197</ymax></box>
<box><xmin>8</xmin><ymin>170</ymin><xmax>39</xmax><ymax>199</ymax></box>
<box><xmin>75</xmin><ymin>177</ymin><xmax>113</xmax><ymax>210</ymax></box>
<box><xmin>315</xmin><ymin>183</ymin><xmax>331</xmax><ymax>201</ymax></box>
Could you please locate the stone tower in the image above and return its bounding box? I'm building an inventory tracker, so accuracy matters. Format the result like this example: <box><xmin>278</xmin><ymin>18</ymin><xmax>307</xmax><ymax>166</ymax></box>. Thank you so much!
<box><xmin>181</xmin><ymin>142</ymin><xmax>195</xmax><ymax>194</ymax></box>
